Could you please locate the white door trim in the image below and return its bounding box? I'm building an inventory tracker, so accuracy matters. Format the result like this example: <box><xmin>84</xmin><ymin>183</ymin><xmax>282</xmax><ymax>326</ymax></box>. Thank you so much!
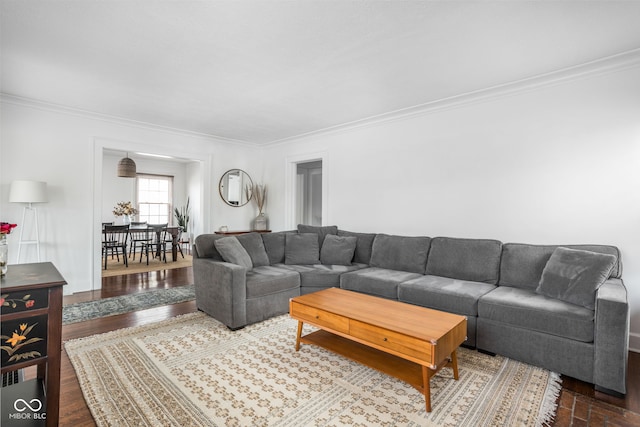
<box><xmin>284</xmin><ymin>152</ymin><xmax>328</xmax><ymax>230</ymax></box>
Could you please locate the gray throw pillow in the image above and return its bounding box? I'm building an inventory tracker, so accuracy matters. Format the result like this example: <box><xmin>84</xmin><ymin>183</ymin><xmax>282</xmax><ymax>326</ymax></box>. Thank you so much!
<box><xmin>236</xmin><ymin>233</ymin><xmax>270</xmax><ymax>267</ymax></box>
<box><xmin>285</xmin><ymin>233</ymin><xmax>320</xmax><ymax>265</ymax></box>
<box><xmin>536</xmin><ymin>247</ymin><xmax>617</xmax><ymax>310</ymax></box>
<box><xmin>214</xmin><ymin>237</ymin><xmax>253</xmax><ymax>269</ymax></box>
<box><xmin>337</xmin><ymin>229</ymin><xmax>376</xmax><ymax>264</ymax></box>
<box><xmin>261</xmin><ymin>231</ymin><xmax>297</xmax><ymax>264</ymax></box>
<box><xmin>320</xmin><ymin>234</ymin><xmax>357</xmax><ymax>265</ymax></box>
<box><xmin>297</xmin><ymin>224</ymin><xmax>338</xmax><ymax>248</ymax></box>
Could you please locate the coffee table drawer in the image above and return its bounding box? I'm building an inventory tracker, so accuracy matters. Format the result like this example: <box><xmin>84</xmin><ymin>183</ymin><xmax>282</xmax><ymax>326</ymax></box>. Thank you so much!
<box><xmin>350</xmin><ymin>319</ymin><xmax>432</xmax><ymax>363</ymax></box>
<box><xmin>291</xmin><ymin>302</ymin><xmax>349</xmax><ymax>334</ymax></box>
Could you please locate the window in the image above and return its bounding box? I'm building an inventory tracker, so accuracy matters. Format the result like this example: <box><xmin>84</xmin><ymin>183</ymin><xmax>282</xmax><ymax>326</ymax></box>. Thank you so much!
<box><xmin>137</xmin><ymin>174</ymin><xmax>173</xmax><ymax>225</ymax></box>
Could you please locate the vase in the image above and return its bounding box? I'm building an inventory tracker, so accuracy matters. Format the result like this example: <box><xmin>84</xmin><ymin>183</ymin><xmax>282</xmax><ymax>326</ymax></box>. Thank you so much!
<box><xmin>0</xmin><ymin>234</ymin><xmax>8</xmax><ymax>276</ymax></box>
<box><xmin>254</xmin><ymin>212</ymin><xmax>268</xmax><ymax>231</ymax></box>
<box><xmin>123</xmin><ymin>215</ymin><xmax>131</xmax><ymax>225</ymax></box>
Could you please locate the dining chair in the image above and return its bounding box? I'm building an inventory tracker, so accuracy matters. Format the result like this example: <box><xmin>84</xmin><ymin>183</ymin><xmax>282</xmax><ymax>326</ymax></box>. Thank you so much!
<box><xmin>179</xmin><ymin>232</ymin><xmax>191</xmax><ymax>255</ymax></box>
<box><xmin>102</xmin><ymin>225</ymin><xmax>130</xmax><ymax>269</ymax></box>
<box><xmin>140</xmin><ymin>223</ymin><xmax>168</xmax><ymax>265</ymax></box>
<box><xmin>128</xmin><ymin>222</ymin><xmax>150</xmax><ymax>259</ymax></box>
<box><xmin>164</xmin><ymin>226</ymin><xmax>185</xmax><ymax>260</ymax></box>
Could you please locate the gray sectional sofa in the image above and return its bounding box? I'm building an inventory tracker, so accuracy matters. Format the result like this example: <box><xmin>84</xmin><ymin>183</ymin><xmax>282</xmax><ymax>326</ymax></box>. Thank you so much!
<box><xmin>193</xmin><ymin>225</ymin><xmax>629</xmax><ymax>396</ymax></box>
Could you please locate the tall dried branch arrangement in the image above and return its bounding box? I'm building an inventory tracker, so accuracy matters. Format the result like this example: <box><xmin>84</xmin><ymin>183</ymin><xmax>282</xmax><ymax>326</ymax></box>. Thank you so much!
<box><xmin>253</xmin><ymin>184</ymin><xmax>267</xmax><ymax>214</ymax></box>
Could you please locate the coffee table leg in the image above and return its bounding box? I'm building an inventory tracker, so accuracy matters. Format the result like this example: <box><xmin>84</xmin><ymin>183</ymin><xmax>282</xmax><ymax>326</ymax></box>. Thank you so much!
<box><xmin>295</xmin><ymin>321</ymin><xmax>303</xmax><ymax>351</ymax></box>
<box><xmin>422</xmin><ymin>365</ymin><xmax>432</xmax><ymax>412</ymax></box>
<box><xmin>451</xmin><ymin>349</ymin><xmax>459</xmax><ymax>380</ymax></box>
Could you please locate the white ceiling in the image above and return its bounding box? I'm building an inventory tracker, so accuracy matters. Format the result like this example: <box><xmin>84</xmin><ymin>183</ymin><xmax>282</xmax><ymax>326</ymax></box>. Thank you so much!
<box><xmin>2</xmin><ymin>1</ymin><xmax>640</xmax><ymax>145</ymax></box>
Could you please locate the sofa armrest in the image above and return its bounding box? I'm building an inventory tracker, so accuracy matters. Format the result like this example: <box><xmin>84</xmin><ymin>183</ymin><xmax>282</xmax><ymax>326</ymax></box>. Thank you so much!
<box><xmin>594</xmin><ymin>278</ymin><xmax>629</xmax><ymax>394</ymax></box>
<box><xmin>193</xmin><ymin>258</ymin><xmax>248</xmax><ymax>329</ymax></box>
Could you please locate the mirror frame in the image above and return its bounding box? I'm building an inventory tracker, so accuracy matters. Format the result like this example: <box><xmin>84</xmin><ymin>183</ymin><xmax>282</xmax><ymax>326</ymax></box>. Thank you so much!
<box><xmin>219</xmin><ymin>169</ymin><xmax>253</xmax><ymax>207</ymax></box>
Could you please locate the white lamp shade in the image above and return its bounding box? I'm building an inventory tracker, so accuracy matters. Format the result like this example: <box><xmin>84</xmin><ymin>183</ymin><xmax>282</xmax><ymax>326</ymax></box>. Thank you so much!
<box><xmin>9</xmin><ymin>180</ymin><xmax>48</xmax><ymax>203</ymax></box>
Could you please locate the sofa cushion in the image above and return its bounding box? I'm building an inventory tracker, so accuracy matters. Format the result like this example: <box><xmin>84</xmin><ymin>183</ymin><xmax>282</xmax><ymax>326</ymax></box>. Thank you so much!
<box><xmin>340</xmin><ymin>267</ymin><xmax>422</xmax><ymax>299</ymax></box>
<box><xmin>320</xmin><ymin>234</ymin><xmax>357</xmax><ymax>265</ymax></box>
<box><xmin>536</xmin><ymin>247</ymin><xmax>617</xmax><ymax>310</ymax></box>
<box><xmin>399</xmin><ymin>275</ymin><xmax>496</xmax><ymax>317</ymax></box>
<box><xmin>214</xmin><ymin>237</ymin><xmax>253</xmax><ymax>269</ymax></box>
<box><xmin>281</xmin><ymin>263</ymin><xmax>367</xmax><ymax>288</ymax></box>
<box><xmin>337</xmin><ymin>230</ymin><xmax>376</xmax><ymax>264</ymax></box>
<box><xmin>478</xmin><ymin>286</ymin><xmax>595</xmax><ymax>342</ymax></box>
<box><xmin>369</xmin><ymin>234</ymin><xmax>431</xmax><ymax>274</ymax></box>
<box><xmin>297</xmin><ymin>224</ymin><xmax>338</xmax><ymax>248</ymax></box>
<box><xmin>194</xmin><ymin>234</ymin><xmax>227</xmax><ymax>261</ymax></box>
<box><xmin>261</xmin><ymin>231</ymin><xmax>295</xmax><ymax>265</ymax></box>
<box><xmin>236</xmin><ymin>233</ymin><xmax>270</xmax><ymax>267</ymax></box>
<box><xmin>426</xmin><ymin>237</ymin><xmax>502</xmax><ymax>284</ymax></box>
<box><xmin>245</xmin><ymin>265</ymin><xmax>300</xmax><ymax>298</ymax></box>
<box><xmin>499</xmin><ymin>243</ymin><xmax>621</xmax><ymax>291</ymax></box>
<box><xmin>285</xmin><ymin>233</ymin><xmax>320</xmax><ymax>265</ymax></box>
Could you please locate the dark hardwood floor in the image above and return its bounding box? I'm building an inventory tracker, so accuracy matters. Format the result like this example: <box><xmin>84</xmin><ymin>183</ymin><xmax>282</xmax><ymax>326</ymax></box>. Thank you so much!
<box><xmin>40</xmin><ymin>267</ymin><xmax>640</xmax><ymax>426</ymax></box>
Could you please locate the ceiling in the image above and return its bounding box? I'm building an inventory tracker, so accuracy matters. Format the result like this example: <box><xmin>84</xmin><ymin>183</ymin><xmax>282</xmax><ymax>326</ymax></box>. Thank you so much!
<box><xmin>2</xmin><ymin>1</ymin><xmax>640</xmax><ymax>145</ymax></box>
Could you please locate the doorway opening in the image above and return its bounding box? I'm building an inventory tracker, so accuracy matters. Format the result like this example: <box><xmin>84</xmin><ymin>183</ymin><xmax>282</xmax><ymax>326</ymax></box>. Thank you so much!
<box><xmin>296</xmin><ymin>160</ymin><xmax>322</xmax><ymax>226</ymax></box>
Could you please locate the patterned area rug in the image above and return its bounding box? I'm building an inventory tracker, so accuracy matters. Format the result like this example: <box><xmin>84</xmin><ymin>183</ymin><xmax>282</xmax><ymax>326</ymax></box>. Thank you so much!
<box><xmin>102</xmin><ymin>254</ymin><xmax>192</xmax><ymax>277</ymax></box>
<box><xmin>65</xmin><ymin>313</ymin><xmax>560</xmax><ymax>426</ymax></box>
<box><xmin>62</xmin><ymin>285</ymin><xmax>195</xmax><ymax>324</ymax></box>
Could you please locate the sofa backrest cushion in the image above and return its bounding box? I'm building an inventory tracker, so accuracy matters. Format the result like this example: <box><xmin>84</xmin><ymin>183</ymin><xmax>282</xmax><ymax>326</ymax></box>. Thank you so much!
<box><xmin>499</xmin><ymin>243</ymin><xmax>622</xmax><ymax>290</ymax></box>
<box><xmin>370</xmin><ymin>234</ymin><xmax>431</xmax><ymax>274</ymax></box>
<box><xmin>193</xmin><ymin>234</ymin><xmax>227</xmax><ymax>261</ymax></box>
<box><xmin>236</xmin><ymin>233</ymin><xmax>270</xmax><ymax>267</ymax></box>
<box><xmin>285</xmin><ymin>233</ymin><xmax>320</xmax><ymax>265</ymax></box>
<box><xmin>320</xmin><ymin>234</ymin><xmax>357</xmax><ymax>265</ymax></box>
<box><xmin>337</xmin><ymin>229</ymin><xmax>376</xmax><ymax>264</ymax></box>
<box><xmin>214</xmin><ymin>237</ymin><xmax>253</xmax><ymax>269</ymax></box>
<box><xmin>297</xmin><ymin>224</ymin><xmax>338</xmax><ymax>248</ymax></box>
<box><xmin>261</xmin><ymin>231</ymin><xmax>296</xmax><ymax>265</ymax></box>
<box><xmin>426</xmin><ymin>237</ymin><xmax>502</xmax><ymax>284</ymax></box>
<box><xmin>536</xmin><ymin>247</ymin><xmax>617</xmax><ymax>310</ymax></box>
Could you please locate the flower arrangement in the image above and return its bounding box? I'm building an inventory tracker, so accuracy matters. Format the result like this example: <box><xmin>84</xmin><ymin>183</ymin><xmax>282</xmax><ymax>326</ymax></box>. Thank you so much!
<box><xmin>113</xmin><ymin>201</ymin><xmax>138</xmax><ymax>217</ymax></box>
<box><xmin>1</xmin><ymin>222</ymin><xmax>17</xmax><ymax>234</ymax></box>
<box><xmin>0</xmin><ymin>222</ymin><xmax>15</xmax><ymax>276</ymax></box>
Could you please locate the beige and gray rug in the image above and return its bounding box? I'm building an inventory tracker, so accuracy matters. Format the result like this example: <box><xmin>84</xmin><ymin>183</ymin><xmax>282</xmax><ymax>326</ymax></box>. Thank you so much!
<box><xmin>65</xmin><ymin>313</ymin><xmax>560</xmax><ymax>426</ymax></box>
<box><xmin>102</xmin><ymin>254</ymin><xmax>192</xmax><ymax>277</ymax></box>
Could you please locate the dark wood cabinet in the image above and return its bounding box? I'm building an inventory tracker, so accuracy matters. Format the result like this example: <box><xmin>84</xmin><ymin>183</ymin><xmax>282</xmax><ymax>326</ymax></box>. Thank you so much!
<box><xmin>1</xmin><ymin>263</ymin><xmax>66</xmax><ymax>427</ymax></box>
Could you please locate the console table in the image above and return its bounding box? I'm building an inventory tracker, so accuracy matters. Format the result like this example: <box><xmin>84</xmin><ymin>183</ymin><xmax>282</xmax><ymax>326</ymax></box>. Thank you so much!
<box><xmin>214</xmin><ymin>230</ymin><xmax>271</xmax><ymax>236</ymax></box>
<box><xmin>1</xmin><ymin>262</ymin><xmax>66</xmax><ymax>426</ymax></box>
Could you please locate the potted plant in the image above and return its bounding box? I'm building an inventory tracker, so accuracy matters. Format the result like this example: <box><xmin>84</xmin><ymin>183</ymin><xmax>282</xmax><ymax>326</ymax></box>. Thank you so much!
<box><xmin>174</xmin><ymin>198</ymin><xmax>190</xmax><ymax>241</ymax></box>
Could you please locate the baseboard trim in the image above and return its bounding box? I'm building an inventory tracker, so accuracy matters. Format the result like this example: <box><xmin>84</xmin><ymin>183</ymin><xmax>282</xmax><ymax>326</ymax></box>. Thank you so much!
<box><xmin>629</xmin><ymin>332</ymin><xmax>640</xmax><ymax>353</ymax></box>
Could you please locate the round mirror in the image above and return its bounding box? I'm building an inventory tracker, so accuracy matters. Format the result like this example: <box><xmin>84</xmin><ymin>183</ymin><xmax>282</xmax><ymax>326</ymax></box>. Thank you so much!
<box><xmin>219</xmin><ymin>169</ymin><xmax>253</xmax><ymax>207</ymax></box>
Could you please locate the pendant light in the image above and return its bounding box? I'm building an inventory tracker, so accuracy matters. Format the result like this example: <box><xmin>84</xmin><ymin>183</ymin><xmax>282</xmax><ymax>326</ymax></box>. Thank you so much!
<box><xmin>117</xmin><ymin>153</ymin><xmax>137</xmax><ymax>178</ymax></box>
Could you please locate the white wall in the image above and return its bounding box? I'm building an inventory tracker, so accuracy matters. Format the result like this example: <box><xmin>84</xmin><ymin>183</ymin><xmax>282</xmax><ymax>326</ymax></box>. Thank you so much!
<box><xmin>0</xmin><ymin>99</ymin><xmax>261</xmax><ymax>294</ymax></box>
<box><xmin>261</xmin><ymin>65</ymin><xmax>640</xmax><ymax>351</ymax></box>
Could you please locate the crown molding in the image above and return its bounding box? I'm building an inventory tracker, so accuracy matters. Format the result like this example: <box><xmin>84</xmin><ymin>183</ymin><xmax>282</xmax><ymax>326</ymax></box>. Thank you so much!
<box><xmin>0</xmin><ymin>93</ymin><xmax>258</xmax><ymax>148</ymax></box>
<box><xmin>3</xmin><ymin>48</ymin><xmax>639</xmax><ymax>149</ymax></box>
<box><xmin>264</xmin><ymin>48</ymin><xmax>640</xmax><ymax>147</ymax></box>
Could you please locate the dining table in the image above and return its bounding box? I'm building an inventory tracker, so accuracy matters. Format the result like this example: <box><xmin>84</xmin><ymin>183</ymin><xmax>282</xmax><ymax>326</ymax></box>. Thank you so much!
<box><xmin>129</xmin><ymin>224</ymin><xmax>183</xmax><ymax>262</ymax></box>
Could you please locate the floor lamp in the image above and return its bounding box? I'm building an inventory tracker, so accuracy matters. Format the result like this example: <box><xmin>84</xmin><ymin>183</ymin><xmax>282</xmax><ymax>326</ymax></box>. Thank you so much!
<box><xmin>9</xmin><ymin>180</ymin><xmax>47</xmax><ymax>263</ymax></box>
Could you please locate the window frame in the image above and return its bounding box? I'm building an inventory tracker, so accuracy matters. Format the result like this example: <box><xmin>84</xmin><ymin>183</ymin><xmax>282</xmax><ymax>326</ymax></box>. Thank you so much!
<box><xmin>136</xmin><ymin>173</ymin><xmax>174</xmax><ymax>225</ymax></box>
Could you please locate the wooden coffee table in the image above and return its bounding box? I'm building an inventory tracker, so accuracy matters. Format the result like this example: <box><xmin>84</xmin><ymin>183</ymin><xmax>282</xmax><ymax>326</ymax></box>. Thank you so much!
<box><xmin>289</xmin><ymin>287</ymin><xmax>467</xmax><ymax>412</ymax></box>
